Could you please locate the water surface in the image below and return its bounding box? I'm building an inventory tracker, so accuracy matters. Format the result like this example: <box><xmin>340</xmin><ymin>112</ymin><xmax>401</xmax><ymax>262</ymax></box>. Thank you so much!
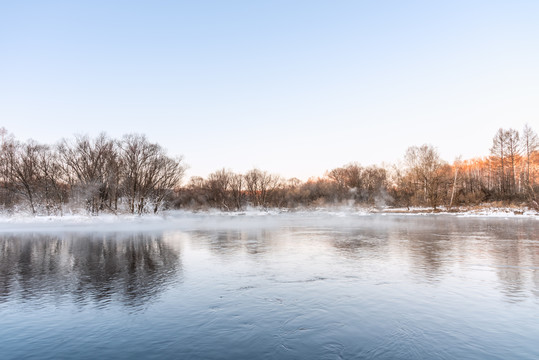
<box><xmin>1</xmin><ymin>214</ymin><xmax>538</xmax><ymax>359</ymax></box>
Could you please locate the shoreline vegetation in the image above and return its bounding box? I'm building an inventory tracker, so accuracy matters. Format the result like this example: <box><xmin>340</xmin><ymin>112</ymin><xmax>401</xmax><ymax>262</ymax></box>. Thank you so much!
<box><xmin>0</xmin><ymin>125</ymin><xmax>538</xmax><ymax>218</ymax></box>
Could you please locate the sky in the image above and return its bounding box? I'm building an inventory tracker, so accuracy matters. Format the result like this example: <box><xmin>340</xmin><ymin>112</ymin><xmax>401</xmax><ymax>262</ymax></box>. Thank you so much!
<box><xmin>1</xmin><ymin>0</ymin><xmax>538</xmax><ymax>180</ymax></box>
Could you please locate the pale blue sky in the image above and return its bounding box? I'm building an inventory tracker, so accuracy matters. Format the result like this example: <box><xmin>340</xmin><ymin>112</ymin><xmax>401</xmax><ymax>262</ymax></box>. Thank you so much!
<box><xmin>1</xmin><ymin>1</ymin><xmax>538</xmax><ymax>179</ymax></box>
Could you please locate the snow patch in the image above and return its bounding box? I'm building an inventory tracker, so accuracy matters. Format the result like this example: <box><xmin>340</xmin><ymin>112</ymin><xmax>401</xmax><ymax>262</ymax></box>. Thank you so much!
<box><xmin>0</xmin><ymin>206</ymin><xmax>537</xmax><ymax>233</ymax></box>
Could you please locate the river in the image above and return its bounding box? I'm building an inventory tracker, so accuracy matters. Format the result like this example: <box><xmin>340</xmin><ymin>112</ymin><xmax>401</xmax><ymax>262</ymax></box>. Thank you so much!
<box><xmin>1</xmin><ymin>214</ymin><xmax>538</xmax><ymax>359</ymax></box>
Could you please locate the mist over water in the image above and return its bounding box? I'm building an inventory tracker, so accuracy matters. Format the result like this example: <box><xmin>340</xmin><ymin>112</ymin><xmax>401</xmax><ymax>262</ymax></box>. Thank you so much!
<box><xmin>1</xmin><ymin>214</ymin><xmax>538</xmax><ymax>359</ymax></box>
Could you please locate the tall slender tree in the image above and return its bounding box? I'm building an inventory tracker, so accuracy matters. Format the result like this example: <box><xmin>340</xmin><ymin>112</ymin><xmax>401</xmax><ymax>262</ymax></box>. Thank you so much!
<box><xmin>505</xmin><ymin>129</ymin><xmax>521</xmax><ymax>194</ymax></box>
<box><xmin>522</xmin><ymin>124</ymin><xmax>538</xmax><ymax>187</ymax></box>
<box><xmin>490</xmin><ymin>129</ymin><xmax>509</xmax><ymax>195</ymax></box>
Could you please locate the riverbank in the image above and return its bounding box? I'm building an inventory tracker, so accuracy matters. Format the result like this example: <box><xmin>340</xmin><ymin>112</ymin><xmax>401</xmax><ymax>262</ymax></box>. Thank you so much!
<box><xmin>0</xmin><ymin>204</ymin><xmax>537</xmax><ymax>227</ymax></box>
<box><xmin>378</xmin><ymin>205</ymin><xmax>539</xmax><ymax>217</ymax></box>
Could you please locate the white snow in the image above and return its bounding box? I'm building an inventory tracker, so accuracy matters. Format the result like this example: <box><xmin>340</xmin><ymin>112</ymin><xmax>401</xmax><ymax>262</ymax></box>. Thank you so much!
<box><xmin>0</xmin><ymin>207</ymin><xmax>536</xmax><ymax>233</ymax></box>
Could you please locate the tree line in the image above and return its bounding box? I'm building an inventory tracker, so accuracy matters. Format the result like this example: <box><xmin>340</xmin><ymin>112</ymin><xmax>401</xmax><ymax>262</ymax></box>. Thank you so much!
<box><xmin>0</xmin><ymin>124</ymin><xmax>538</xmax><ymax>215</ymax></box>
<box><xmin>0</xmin><ymin>130</ymin><xmax>185</xmax><ymax>215</ymax></box>
<box><xmin>177</xmin><ymin>124</ymin><xmax>538</xmax><ymax>211</ymax></box>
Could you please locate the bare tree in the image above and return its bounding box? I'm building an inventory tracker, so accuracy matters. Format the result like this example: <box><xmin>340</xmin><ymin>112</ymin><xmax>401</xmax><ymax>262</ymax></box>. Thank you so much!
<box><xmin>229</xmin><ymin>172</ymin><xmax>244</xmax><ymax>210</ymax></box>
<box><xmin>490</xmin><ymin>129</ymin><xmax>509</xmax><ymax>195</ymax></box>
<box><xmin>178</xmin><ymin>176</ymin><xmax>208</xmax><ymax>209</ymax></box>
<box><xmin>389</xmin><ymin>164</ymin><xmax>415</xmax><ymax>209</ymax></box>
<box><xmin>36</xmin><ymin>145</ymin><xmax>66</xmax><ymax>214</ymax></box>
<box><xmin>327</xmin><ymin>163</ymin><xmax>365</xmax><ymax>202</ymax></box>
<box><xmin>119</xmin><ymin>134</ymin><xmax>185</xmax><ymax>214</ymax></box>
<box><xmin>360</xmin><ymin>165</ymin><xmax>388</xmax><ymax>204</ymax></box>
<box><xmin>327</xmin><ymin>166</ymin><xmax>351</xmax><ymax>201</ymax></box>
<box><xmin>6</xmin><ymin>140</ymin><xmax>50</xmax><ymax>214</ymax></box>
<box><xmin>205</xmin><ymin>168</ymin><xmax>232</xmax><ymax>210</ymax></box>
<box><xmin>150</xmin><ymin>155</ymin><xmax>185</xmax><ymax>213</ymax></box>
<box><xmin>404</xmin><ymin>144</ymin><xmax>450</xmax><ymax>209</ymax></box>
<box><xmin>244</xmin><ymin>168</ymin><xmax>280</xmax><ymax>207</ymax></box>
<box><xmin>505</xmin><ymin>129</ymin><xmax>521</xmax><ymax>194</ymax></box>
<box><xmin>0</xmin><ymin>128</ymin><xmax>17</xmax><ymax>210</ymax></box>
<box><xmin>57</xmin><ymin>133</ymin><xmax>119</xmax><ymax>214</ymax></box>
<box><xmin>449</xmin><ymin>157</ymin><xmax>462</xmax><ymax>208</ymax></box>
<box><xmin>522</xmin><ymin>124</ymin><xmax>538</xmax><ymax>187</ymax></box>
<box><xmin>201</xmin><ymin>169</ymin><xmax>245</xmax><ymax>210</ymax></box>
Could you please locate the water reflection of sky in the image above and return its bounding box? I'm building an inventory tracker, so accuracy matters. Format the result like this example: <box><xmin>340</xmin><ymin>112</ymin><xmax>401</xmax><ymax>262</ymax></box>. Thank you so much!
<box><xmin>1</xmin><ymin>215</ymin><xmax>538</xmax><ymax>359</ymax></box>
<box><xmin>1</xmin><ymin>216</ymin><xmax>538</xmax><ymax>307</ymax></box>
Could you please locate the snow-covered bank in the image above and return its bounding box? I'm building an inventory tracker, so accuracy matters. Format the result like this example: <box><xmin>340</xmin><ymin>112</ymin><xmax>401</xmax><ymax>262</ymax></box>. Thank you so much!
<box><xmin>454</xmin><ymin>208</ymin><xmax>539</xmax><ymax>218</ymax></box>
<box><xmin>0</xmin><ymin>206</ymin><xmax>537</xmax><ymax>233</ymax></box>
<box><xmin>377</xmin><ymin>206</ymin><xmax>539</xmax><ymax>218</ymax></box>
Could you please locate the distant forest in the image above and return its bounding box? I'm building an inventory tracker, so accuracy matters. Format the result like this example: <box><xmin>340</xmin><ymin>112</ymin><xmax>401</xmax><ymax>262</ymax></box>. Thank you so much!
<box><xmin>0</xmin><ymin>124</ymin><xmax>538</xmax><ymax>215</ymax></box>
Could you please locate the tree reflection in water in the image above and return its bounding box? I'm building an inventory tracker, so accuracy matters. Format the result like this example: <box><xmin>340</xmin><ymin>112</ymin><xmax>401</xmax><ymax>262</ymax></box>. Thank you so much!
<box><xmin>0</xmin><ymin>232</ymin><xmax>181</xmax><ymax>309</ymax></box>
